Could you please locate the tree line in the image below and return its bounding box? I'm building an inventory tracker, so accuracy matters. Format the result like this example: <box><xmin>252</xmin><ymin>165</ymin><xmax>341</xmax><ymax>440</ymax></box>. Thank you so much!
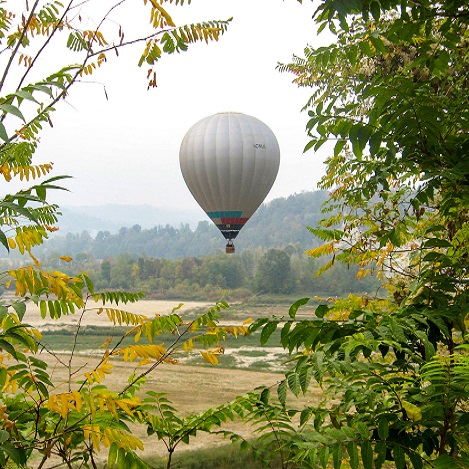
<box><xmin>1</xmin><ymin>246</ymin><xmax>381</xmax><ymax>301</ymax></box>
<box><xmin>21</xmin><ymin>191</ymin><xmax>330</xmax><ymax>259</ymax></box>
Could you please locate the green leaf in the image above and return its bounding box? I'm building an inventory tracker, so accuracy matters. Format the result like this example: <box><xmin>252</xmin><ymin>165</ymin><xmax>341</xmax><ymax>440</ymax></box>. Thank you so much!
<box><xmin>0</xmin><ymin>122</ymin><xmax>9</xmax><ymax>142</ymax></box>
<box><xmin>393</xmin><ymin>445</ymin><xmax>406</xmax><ymax>469</ymax></box>
<box><xmin>0</xmin><ymin>441</ymin><xmax>27</xmax><ymax>466</ymax></box>
<box><xmin>370</xmin><ymin>1</ymin><xmax>381</xmax><ymax>21</ymax></box>
<box><xmin>423</xmin><ymin>238</ymin><xmax>452</xmax><ymax>248</ymax></box>
<box><xmin>15</xmin><ymin>89</ymin><xmax>39</xmax><ymax>103</ymax></box>
<box><xmin>345</xmin><ymin>44</ymin><xmax>358</xmax><ymax>65</ymax></box>
<box><xmin>304</xmin><ymin>139</ymin><xmax>317</xmax><ymax>152</ymax></box>
<box><xmin>289</xmin><ymin>297</ymin><xmax>310</xmax><ymax>318</ymax></box>
<box><xmin>0</xmin><ymin>201</ymin><xmax>38</xmax><ymax>222</ymax></box>
<box><xmin>300</xmin><ymin>407</ymin><xmax>314</xmax><ymax>426</ymax></box>
<box><xmin>0</xmin><ymin>367</ymin><xmax>7</xmax><ymax>386</ymax></box>
<box><xmin>12</xmin><ymin>301</ymin><xmax>26</xmax><ymax>320</ymax></box>
<box><xmin>260</xmin><ymin>321</ymin><xmax>278</xmax><ymax>345</ymax></box>
<box><xmin>0</xmin><ymin>229</ymin><xmax>9</xmax><ymax>252</ymax></box>
<box><xmin>334</xmin><ymin>139</ymin><xmax>346</xmax><ymax>157</ymax></box>
<box><xmin>0</xmin><ymin>430</ymin><xmax>9</xmax><ymax>443</ymax></box>
<box><xmin>370</xmin><ymin>35</ymin><xmax>387</xmax><ymax>53</ymax></box>
<box><xmin>277</xmin><ymin>379</ymin><xmax>287</xmax><ymax>406</ymax></box>
<box><xmin>117</xmin><ymin>447</ymin><xmax>126</xmax><ymax>469</ymax></box>
<box><xmin>0</xmin><ymin>339</ymin><xmax>18</xmax><ymax>359</ymax></box>
<box><xmin>361</xmin><ymin>440</ymin><xmax>373</xmax><ymax>469</ymax></box>
<box><xmin>357</xmin><ymin>125</ymin><xmax>372</xmax><ymax>151</ymax></box>
<box><xmin>287</xmin><ymin>372</ymin><xmax>301</xmax><ymax>396</ymax></box>
<box><xmin>40</xmin><ymin>301</ymin><xmax>47</xmax><ymax>319</ymax></box>
<box><xmin>408</xmin><ymin>451</ymin><xmax>423</xmax><ymax>469</ymax></box>
<box><xmin>377</xmin><ymin>416</ymin><xmax>389</xmax><ymax>439</ymax></box>
<box><xmin>35</xmin><ymin>185</ymin><xmax>47</xmax><ymax>201</ymax></box>
<box><xmin>315</xmin><ymin>305</ymin><xmax>329</xmax><ymax>318</ymax></box>
<box><xmin>375</xmin><ymin>441</ymin><xmax>387</xmax><ymax>469</ymax></box>
<box><xmin>320</xmin><ymin>445</ymin><xmax>330</xmax><ymax>469</ymax></box>
<box><xmin>347</xmin><ymin>442</ymin><xmax>359</xmax><ymax>469</ymax></box>
<box><xmin>0</xmin><ymin>103</ymin><xmax>26</xmax><ymax>121</ymax></box>
<box><xmin>260</xmin><ymin>387</ymin><xmax>270</xmax><ymax>405</ymax></box>
<box><xmin>299</xmin><ymin>365</ymin><xmax>313</xmax><ymax>393</ymax></box>
<box><xmin>332</xmin><ymin>443</ymin><xmax>343</xmax><ymax>469</ymax></box>
<box><xmin>108</xmin><ymin>442</ymin><xmax>118</xmax><ymax>468</ymax></box>
<box><xmin>368</xmin><ymin>131</ymin><xmax>382</xmax><ymax>155</ymax></box>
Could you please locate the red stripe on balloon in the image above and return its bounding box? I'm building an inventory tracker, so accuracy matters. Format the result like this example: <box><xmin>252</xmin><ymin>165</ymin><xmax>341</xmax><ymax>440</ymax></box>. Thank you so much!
<box><xmin>220</xmin><ymin>218</ymin><xmax>249</xmax><ymax>225</ymax></box>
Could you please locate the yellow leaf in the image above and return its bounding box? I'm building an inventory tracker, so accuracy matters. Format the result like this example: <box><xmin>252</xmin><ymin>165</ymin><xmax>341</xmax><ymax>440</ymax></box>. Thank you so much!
<box><xmin>83</xmin><ymin>424</ymin><xmax>91</xmax><ymax>440</ymax></box>
<box><xmin>305</xmin><ymin>242</ymin><xmax>337</xmax><ymax>258</ymax></box>
<box><xmin>100</xmin><ymin>337</ymin><xmax>112</xmax><ymax>349</ymax></box>
<box><xmin>91</xmin><ymin>425</ymin><xmax>101</xmax><ymax>450</ymax></box>
<box><xmin>183</xmin><ymin>338</ymin><xmax>193</xmax><ymax>352</ymax></box>
<box><xmin>60</xmin><ymin>256</ymin><xmax>73</xmax><ymax>262</ymax></box>
<box><xmin>200</xmin><ymin>350</ymin><xmax>219</xmax><ymax>365</ymax></box>
<box><xmin>115</xmin><ymin>400</ymin><xmax>132</xmax><ymax>416</ymax></box>
<box><xmin>60</xmin><ymin>393</ymin><xmax>69</xmax><ymax>419</ymax></box>
<box><xmin>106</xmin><ymin>399</ymin><xmax>119</xmax><ymax>419</ymax></box>
<box><xmin>7</xmin><ymin>238</ymin><xmax>16</xmax><ymax>249</ymax></box>
<box><xmin>402</xmin><ymin>400</ymin><xmax>422</xmax><ymax>422</ymax></box>
<box><xmin>72</xmin><ymin>391</ymin><xmax>82</xmax><ymax>412</ymax></box>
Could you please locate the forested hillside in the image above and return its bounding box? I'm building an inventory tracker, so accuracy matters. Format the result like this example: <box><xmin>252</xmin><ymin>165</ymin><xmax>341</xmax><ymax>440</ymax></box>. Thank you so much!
<box><xmin>0</xmin><ymin>189</ymin><xmax>381</xmax><ymax>300</ymax></box>
<box><xmin>34</xmin><ymin>191</ymin><xmax>330</xmax><ymax>259</ymax></box>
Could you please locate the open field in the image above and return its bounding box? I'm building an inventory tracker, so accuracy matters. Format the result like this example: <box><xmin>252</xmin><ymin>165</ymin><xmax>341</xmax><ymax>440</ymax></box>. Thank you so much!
<box><xmin>23</xmin><ymin>300</ymin><xmax>214</xmax><ymax>329</ymax></box>
<box><xmin>37</xmin><ymin>352</ymin><xmax>285</xmax><ymax>465</ymax></box>
<box><xmin>20</xmin><ymin>299</ymin><xmax>311</xmax><ymax>466</ymax></box>
<box><xmin>23</xmin><ymin>297</ymin><xmax>320</xmax><ymax>329</ymax></box>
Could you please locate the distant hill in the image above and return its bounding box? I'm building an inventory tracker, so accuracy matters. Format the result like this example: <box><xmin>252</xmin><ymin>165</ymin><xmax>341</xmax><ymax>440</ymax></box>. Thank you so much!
<box><xmin>56</xmin><ymin>204</ymin><xmax>204</xmax><ymax>235</ymax></box>
<box><xmin>35</xmin><ymin>191</ymin><xmax>330</xmax><ymax>259</ymax></box>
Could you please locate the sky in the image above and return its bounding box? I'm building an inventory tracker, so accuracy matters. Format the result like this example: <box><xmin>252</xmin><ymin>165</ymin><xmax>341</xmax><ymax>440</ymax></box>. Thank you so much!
<box><xmin>18</xmin><ymin>0</ymin><xmax>334</xmax><ymax>215</ymax></box>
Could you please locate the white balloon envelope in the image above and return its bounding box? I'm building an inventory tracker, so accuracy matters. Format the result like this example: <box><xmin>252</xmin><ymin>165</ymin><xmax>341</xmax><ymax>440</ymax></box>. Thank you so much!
<box><xmin>179</xmin><ymin>112</ymin><xmax>280</xmax><ymax>253</ymax></box>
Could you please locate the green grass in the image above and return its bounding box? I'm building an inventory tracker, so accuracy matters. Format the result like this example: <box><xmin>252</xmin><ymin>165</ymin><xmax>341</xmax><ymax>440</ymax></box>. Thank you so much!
<box><xmin>144</xmin><ymin>443</ymin><xmax>281</xmax><ymax>469</ymax></box>
<box><xmin>40</xmin><ymin>327</ymin><xmax>283</xmax><ymax>353</ymax></box>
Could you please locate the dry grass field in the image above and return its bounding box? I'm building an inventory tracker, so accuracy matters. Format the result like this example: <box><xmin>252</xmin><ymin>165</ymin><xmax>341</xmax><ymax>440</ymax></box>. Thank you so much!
<box><xmin>23</xmin><ymin>300</ymin><xmax>214</xmax><ymax>329</ymax></box>
<box><xmin>22</xmin><ymin>300</ymin><xmax>292</xmax><ymax>464</ymax></box>
<box><xmin>38</xmin><ymin>353</ymin><xmax>283</xmax><ymax>463</ymax></box>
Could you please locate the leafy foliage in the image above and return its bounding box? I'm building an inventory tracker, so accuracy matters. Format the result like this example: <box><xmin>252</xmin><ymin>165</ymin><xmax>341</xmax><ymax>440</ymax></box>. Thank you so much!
<box><xmin>230</xmin><ymin>0</ymin><xmax>469</xmax><ymax>468</ymax></box>
<box><xmin>0</xmin><ymin>1</ymin><xmax>245</xmax><ymax>468</ymax></box>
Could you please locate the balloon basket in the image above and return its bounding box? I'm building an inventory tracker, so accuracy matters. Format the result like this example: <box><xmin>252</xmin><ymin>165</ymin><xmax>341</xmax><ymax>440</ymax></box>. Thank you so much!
<box><xmin>226</xmin><ymin>242</ymin><xmax>235</xmax><ymax>254</ymax></box>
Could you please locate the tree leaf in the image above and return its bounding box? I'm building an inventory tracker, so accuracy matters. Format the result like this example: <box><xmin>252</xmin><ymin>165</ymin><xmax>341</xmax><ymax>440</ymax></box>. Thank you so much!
<box><xmin>332</xmin><ymin>443</ymin><xmax>343</xmax><ymax>469</ymax></box>
<box><xmin>277</xmin><ymin>379</ymin><xmax>287</xmax><ymax>406</ymax></box>
<box><xmin>360</xmin><ymin>440</ymin><xmax>373</xmax><ymax>469</ymax></box>
<box><xmin>402</xmin><ymin>400</ymin><xmax>422</xmax><ymax>422</ymax></box>
<box><xmin>377</xmin><ymin>416</ymin><xmax>389</xmax><ymax>439</ymax></box>
<box><xmin>393</xmin><ymin>445</ymin><xmax>406</xmax><ymax>469</ymax></box>
<box><xmin>315</xmin><ymin>304</ymin><xmax>329</xmax><ymax>318</ymax></box>
<box><xmin>347</xmin><ymin>441</ymin><xmax>359</xmax><ymax>469</ymax></box>
<box><xmin>289</xmin><ymin>297</ymin><xmax>310</xmax><ymax>318</ymax></box>
<box><xmin>11</xmin><ymin>301</ymin><xmax>26</xmax><ymax>320</ymax></box>
<box><xmin>287</xmin><ymin>372</ymin><xmax>301</xmax><ymax>396</ymax></box>
<box><xmin>0</xmin><ymin>103</ymin><xmax>26</xmax><ymax>121</ymax></box>
<box><xmin>0</xmin><ymin>229</ymin><xmax>9</xmax><ymax>252</ymax></box>
<box><xmin>108</xmin><ymin>441</ymin><xmax>118</xmax><ymax>468</ymax></box>
<box><xmin>0</xmin><ymin>122</ymin><xmax>9</xmax><ymax>142</ymax></box>
<box><xmin>260</xmin><ymin>321</ymin><xmax>278</xmax><ymax>345</ymax></box>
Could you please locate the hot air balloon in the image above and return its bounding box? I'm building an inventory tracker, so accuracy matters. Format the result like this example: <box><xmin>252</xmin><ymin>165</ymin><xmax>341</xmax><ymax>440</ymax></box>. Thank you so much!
<box><xmin>179</xmin><ymin>112</ymin><xmax>280</xmax><ymax>253</ymax></box>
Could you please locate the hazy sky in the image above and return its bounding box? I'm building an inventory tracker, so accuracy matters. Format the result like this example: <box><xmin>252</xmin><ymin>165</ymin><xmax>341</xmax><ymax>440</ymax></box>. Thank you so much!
<box><xmin>28</xmin><ymin>0</ymin><xmax>333</xmax><ymax>214</ymax></box>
